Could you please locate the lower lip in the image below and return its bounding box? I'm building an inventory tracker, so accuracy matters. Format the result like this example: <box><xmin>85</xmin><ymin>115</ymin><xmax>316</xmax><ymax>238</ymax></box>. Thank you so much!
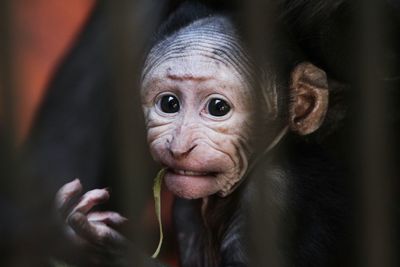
<box><xmin>163</xmin><ymin>170</ymin><xmax>219</xmax><ymax>199</ymax></box>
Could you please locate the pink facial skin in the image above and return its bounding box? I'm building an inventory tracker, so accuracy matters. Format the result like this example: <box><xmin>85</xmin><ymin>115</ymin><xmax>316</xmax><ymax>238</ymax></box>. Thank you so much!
<box><xmin>141</xmin><ymin>53</ymin><xmax>255</xmax><ymax>199</ymax></box>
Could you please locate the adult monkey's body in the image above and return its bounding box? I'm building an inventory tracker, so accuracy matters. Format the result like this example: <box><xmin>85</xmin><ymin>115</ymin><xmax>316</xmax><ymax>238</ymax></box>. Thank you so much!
<box><xmin>55</xmin><ymin>2</ymin><xmax>349</xmax><ymax>267</ymax></box>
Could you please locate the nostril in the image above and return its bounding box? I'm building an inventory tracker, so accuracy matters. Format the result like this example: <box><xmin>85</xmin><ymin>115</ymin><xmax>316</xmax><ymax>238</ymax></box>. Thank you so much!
<box><xmin>187</xmin><ymin>145</ymin><xmax>196</xmax><ymax>154</ymax></box>
<box><xmin>169</xmin><ymin>144</ymin><xmax>197</xmax><ymax>159</ymax></box>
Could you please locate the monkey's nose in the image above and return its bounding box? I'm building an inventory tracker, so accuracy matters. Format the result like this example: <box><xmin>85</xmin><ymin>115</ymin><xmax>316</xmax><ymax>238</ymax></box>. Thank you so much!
<box><xmin>169</xmin><ymin>144</ymin><xmax>197</xmax><ymax>159</ymax></box>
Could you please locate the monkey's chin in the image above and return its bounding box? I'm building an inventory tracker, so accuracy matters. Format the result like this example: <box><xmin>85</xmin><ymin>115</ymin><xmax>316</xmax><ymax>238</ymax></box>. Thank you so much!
<box><xmin>164</xmin><ymin>170</ymin><xmax>220</xmax><ymax>199</ymax></box>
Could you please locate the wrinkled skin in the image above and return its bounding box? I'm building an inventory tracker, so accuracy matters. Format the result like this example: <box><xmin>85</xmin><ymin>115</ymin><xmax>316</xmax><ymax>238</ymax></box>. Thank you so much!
<box><xmin>141</xmin><ymin>54</ymin><xmax>255</xmax><ymax>199</ymax></box>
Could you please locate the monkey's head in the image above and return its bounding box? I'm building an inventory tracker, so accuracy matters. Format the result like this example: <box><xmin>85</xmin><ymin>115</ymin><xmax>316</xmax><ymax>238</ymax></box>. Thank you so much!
<box><xmin>140</xmin><ymin>14</ymin><xmax>328</xmax><ymax>199</ymax></box>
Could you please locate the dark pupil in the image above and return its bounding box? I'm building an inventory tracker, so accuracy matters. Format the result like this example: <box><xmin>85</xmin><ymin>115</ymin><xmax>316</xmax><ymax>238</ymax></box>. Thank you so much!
<box><xmin>160</xmin><ymin>95</ymin><xmax>180</xmax><ymax>113</ymax></box>
<box><xmin>208</xmin><ymin>98</ymin><xmax>231</xmax><ymax>117</ymax></box>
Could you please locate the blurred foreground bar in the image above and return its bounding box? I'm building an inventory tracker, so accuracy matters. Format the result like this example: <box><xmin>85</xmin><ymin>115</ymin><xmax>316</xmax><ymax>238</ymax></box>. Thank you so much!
<box><xmin>243</xmin><ymin>0</ymin><xmax>282</xmax><ymax>266</ymax></box>
<box><xmin>356</xmin><ymin>0</ymin><xmax>397</xmax><ymax>267</ymax></box>
<box><xmin>105</xmin><ymin>0</ymin><xmax>166</xmax><ymax>265</ymax></box>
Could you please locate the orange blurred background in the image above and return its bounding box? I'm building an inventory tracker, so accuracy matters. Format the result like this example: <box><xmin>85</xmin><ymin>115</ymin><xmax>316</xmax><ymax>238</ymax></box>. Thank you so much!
<box><xmin>12</xmin><ymin>0</ymin><xmax>95</xmax><ymax>142</ymax></box>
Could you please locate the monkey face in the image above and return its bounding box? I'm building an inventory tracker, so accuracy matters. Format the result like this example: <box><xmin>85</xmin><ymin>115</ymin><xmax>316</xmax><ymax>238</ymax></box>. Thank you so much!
<box><xmin>139</xmin><ymin>15</ymin><xmax>329</xmax><ymax>199</ymax></box>
<box><xmin>141</xmin><ymin>54</ymin><xmax>255</xmax><ymax>199</ymax></box>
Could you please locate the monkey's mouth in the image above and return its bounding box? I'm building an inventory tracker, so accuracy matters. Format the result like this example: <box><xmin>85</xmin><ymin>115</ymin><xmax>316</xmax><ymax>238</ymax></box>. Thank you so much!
<box><xmin>169</xmin><ymin>168</ymin><xmax>217</xmax><ymax>177</ymax></box>
<box><xmin>163</xmin><ymin>165</ymin><xmax>222</xmax><ymax>198</ymax></box>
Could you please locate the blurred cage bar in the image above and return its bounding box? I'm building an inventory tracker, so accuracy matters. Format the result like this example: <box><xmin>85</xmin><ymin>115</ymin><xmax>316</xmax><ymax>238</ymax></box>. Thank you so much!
<box><xmin>244</xmin><ymin>1</ymin><xmax>282</xmax><ymax>266</ymax></box>
<box><xmin>0</xmin><ymin>0</ymin><xmax>398</xmax><ymax>267</ymax></box>
<box><xmin>103</xmin><ymin>1</ymin><xmax>164</xmax><ymax>257</ymax></box>
<box><xmin>355</xmin><ymin>0</ymin><xmax>396</xmax><ymax>267</ymax></box>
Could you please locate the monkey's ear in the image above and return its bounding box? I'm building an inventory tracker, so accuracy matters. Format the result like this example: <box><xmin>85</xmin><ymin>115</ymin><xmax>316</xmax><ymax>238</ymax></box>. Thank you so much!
<box><xmin>289</xmin><ymin>62</ymin><xmax>329</xmax><ymax>135</ymax></box>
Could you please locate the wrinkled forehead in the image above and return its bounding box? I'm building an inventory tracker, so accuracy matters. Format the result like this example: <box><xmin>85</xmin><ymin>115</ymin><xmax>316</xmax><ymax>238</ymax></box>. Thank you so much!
<box><xmin>141</xmin><ymin>16</ymin><xmax>254</xmax><ymax>85</ymax></box>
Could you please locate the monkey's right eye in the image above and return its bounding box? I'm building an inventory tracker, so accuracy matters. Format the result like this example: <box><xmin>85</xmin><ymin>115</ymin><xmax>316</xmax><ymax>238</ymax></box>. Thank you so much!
<box><xmin>159</xmin><ymin>95</ymin><xmax>180</xmax><ymax>113</ymax></box>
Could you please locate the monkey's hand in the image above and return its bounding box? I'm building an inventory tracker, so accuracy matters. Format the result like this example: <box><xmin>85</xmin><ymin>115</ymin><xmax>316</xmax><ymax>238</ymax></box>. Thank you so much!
<box><xmin>55</xmin><ymin>179</ymin><xmax>129</xmax><ymax>265</ymax></box>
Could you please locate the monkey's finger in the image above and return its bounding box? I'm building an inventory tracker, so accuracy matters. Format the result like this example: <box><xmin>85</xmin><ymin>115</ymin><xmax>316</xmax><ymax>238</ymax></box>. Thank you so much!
<box><xmin>68</xmin><ymin>212</ymin><xmax>127</xmax><ymax>248</ymax></box>
<box><xmin>87</xmin><ymin>211</ymin><xmax>128</xmax><ymax>227</ymax></box>
<box><xmin>88</xmin><ymin>212</ymin><xmax>134</xmax><ymax>239</ymax></box>
<box><xmin>55</xmin><ymin>179</ymin><xmax>83</xmax><ymax>218</ymax></box>
<box><xmin>71</xmin><ymin>188</ymin><xmax>110</xmax><ymax>215</ymax></box>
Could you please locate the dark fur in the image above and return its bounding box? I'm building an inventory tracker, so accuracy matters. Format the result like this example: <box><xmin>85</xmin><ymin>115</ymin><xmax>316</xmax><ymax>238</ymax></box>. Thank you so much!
<box><xmin>277</xmin><ymin>0</ymin><xmax>400</xmax><ymax>82</ymax></box>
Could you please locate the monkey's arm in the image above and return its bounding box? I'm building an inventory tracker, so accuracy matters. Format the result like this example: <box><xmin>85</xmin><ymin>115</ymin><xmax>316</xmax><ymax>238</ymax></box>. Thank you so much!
<box><xmin>174</xmin><ymin>198</ymin><xmax>248</xmax><ymax>267</ymax></box>
<box><xmin>221</xmin><ymin>233</ymin><xmax>247</xmax><ymax>266</ymax></box>
<box><xmin>219</xmin><ymin>204</ymin><xmax>248</xmax><ymax>267</ymax></box>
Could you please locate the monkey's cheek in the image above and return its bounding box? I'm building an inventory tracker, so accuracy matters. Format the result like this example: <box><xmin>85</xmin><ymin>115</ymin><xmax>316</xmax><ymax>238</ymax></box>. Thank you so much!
<box><xmin>164</xmin><ymin>171</ymin><xmax>220</xmax><ymax>199</ymax></box>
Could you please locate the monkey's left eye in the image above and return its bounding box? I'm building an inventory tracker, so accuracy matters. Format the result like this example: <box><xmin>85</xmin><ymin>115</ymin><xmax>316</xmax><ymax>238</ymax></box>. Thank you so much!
<box><xmin>208</xmin><ymin>98</ymin><xmax>231</xmax><ymax>117</ymax></box>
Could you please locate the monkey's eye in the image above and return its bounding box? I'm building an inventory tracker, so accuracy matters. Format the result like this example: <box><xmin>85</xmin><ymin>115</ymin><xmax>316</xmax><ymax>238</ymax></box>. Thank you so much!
<box><xmin>208</xmin><ymin>98</ymin><xmax>231</xmax><ymax>117</ymax></box>
<box><xmin>159</xmin><ymin>94</ymin><xmax>180</xmax><ymax>113</ymax></box>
